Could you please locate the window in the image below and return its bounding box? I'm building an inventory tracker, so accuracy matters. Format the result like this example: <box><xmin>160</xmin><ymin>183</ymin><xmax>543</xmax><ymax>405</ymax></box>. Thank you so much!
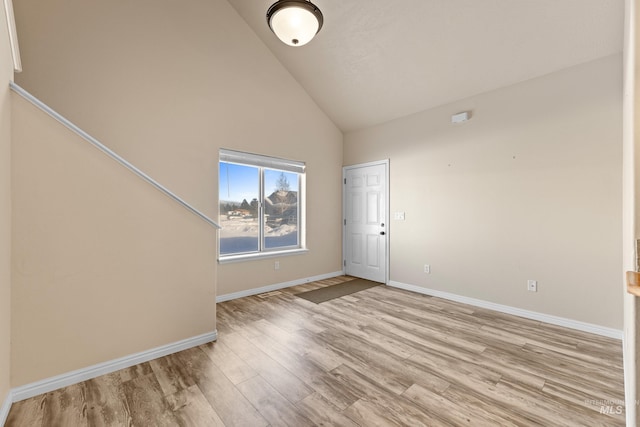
<box><xmin>219</xmin><ymin>149</ymin><xmax>305</xmax><ymax>260</ymax></box>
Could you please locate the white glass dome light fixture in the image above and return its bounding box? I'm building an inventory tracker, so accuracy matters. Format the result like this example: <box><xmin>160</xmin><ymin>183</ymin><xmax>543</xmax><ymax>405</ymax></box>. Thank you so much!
<box><xmin>266</xmin><ymin>0</ymin><xmax>323</xmax><ymax>47</ymax></box>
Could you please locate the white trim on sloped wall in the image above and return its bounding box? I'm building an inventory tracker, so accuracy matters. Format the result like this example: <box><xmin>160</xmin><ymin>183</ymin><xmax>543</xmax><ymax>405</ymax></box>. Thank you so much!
<box><xmin>216</xmin><ymin>271</ymin><xmax>344</xmax><ymax>302</ymax></box>
<box><xmin>388</xmin><ymin>280</ymin><xmax>623</xmax><ymax>340</ymax></box>
<box><xmin>11</xmin><ymin>331</ymin><xmax>217</xmax><ymax>403</ymax></box>
<box><xmin>10</xmin><ymin>83</ymin><xmax>220</xmax><ymax>230</ymax></box>
<box><xmin>3</xmin><ymin>0</ymin><xmax>21</xmax><ymax>72</ymax></box>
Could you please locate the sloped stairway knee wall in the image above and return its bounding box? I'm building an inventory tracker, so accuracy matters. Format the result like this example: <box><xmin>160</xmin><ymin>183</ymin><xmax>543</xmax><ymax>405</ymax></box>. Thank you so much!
<box><xmin>10</xmin><ymin>91</ymin><xmax>217</xmax><ymax>387</ymax></box>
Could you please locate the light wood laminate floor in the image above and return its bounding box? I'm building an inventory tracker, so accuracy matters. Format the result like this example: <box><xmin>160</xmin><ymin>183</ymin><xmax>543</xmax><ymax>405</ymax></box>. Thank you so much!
<box><xmin>6</xmin><ymin>276</ymin><xmax>625</xmax><ymax>426</ymax></box>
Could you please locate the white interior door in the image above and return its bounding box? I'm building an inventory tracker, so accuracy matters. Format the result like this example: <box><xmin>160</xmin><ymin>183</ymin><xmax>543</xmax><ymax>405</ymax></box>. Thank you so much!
<box><xmin>343</xmin><ymin>161</ymin><xmax>388</xmax><ymax>283</ymax></box>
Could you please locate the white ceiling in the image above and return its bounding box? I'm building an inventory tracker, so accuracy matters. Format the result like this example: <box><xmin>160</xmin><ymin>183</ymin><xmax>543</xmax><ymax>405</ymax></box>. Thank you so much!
<box><xmin>228</xmin><ymin>0</ymin><xmax>624</xmax><ymax>132</ymax></box>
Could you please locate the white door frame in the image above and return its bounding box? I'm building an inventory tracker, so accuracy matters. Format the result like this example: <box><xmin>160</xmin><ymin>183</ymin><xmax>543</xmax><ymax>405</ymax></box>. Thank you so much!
<box><xmin>342</xmin><ymin>159</ymin><xmax>390</xmax><ymax>284</ymax></box>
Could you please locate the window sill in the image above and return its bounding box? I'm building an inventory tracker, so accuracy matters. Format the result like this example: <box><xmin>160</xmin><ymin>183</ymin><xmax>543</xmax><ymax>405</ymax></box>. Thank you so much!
<box><xmin>218</xmin><ymin>248</ymin><xmax>309</xmax><ymax>264</ymax></box>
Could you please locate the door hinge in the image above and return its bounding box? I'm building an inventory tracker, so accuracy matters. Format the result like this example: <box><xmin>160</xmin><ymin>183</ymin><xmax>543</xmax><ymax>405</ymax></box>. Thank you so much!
<box><xmin>344</xmin><ymin>219</ymin><xmax>346</xmax><ymax>226</ymax></box>
<box><xmin>344</xmin><ymin>178</ymin><xmax>346</xmax><ymax>184</ymax></box>
<box><xmin>343</xmin><ymin>260</ymin><xmax>346</xmax><ymax>267</ymax></box>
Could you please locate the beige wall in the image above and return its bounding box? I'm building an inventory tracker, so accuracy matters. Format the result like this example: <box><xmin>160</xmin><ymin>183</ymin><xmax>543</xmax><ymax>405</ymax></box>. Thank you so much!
<box><xmin>0</xmin><ymin>0</ymin><xmax>14</xmax><ymax>406</ymax></box>
<box><xmin>11</xmin><ymin>93</ymin><xmax>218</xmax><ymax>386</ymax></box>
<box><xmin>13</xmin><ymin>0</ymin><xmax>343</xmax><ymax>298</ymax></box>
<box><xmin>345</xmin><ymin>55</ymin><xmax>623</xmax><ymax>329</ymax></box>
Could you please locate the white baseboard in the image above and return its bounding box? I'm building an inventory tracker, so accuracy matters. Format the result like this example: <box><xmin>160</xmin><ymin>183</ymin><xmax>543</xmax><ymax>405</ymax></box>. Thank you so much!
<box><xmin>11</xmin><ymin>330</ymin><xmax>217</xmax><ymax>403</ymax></box>
<box><xmin>217</xmin><ymin>271</ymin><xmax>344</xmax><ymax>303</ymax></box>
<box><xmin>388</xmin><ymin>281</ymin><xmax>623</xmax><ymax>340</ymax></box>
<box><xmin>0</xmin><ymin>390</ymin><xmax>12</xmax><ymax>426</ymax></box>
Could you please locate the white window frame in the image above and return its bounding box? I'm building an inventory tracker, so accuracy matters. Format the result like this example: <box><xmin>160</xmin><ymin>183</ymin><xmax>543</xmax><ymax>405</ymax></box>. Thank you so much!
<box><xmin>218</xmin><ymin>149</ymin><xmax>307</xmax><ymax>263</ymax></box>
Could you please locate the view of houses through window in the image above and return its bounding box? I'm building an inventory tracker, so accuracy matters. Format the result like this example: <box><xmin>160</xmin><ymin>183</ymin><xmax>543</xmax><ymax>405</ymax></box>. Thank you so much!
<box><xmin>219</xmin><ymin>150</ymin><xmax>303</xmax><ymax>257</ymax></box>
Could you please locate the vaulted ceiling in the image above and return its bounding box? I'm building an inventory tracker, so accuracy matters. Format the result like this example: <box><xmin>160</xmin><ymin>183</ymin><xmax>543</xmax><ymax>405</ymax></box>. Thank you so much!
<box><xmin>228</xmin><ymin>0</ymin><xmax>624</xmax><ymax>132</ymax></box>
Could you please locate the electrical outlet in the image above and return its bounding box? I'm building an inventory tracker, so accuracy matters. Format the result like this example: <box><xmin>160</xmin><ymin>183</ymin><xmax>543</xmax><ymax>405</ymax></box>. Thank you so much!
<box><xmin>424</xmin><ymin>264</ymin><xmax>430</xmax><ymax>274</ymax></box>
<box><xmin>274</xmin><ymin>261</ymin><xmax>280</xmax><ymax>270</ymax></box>
<box><xmin>527</xmin><ymin>280</ymin><xmax>537</xmax><ymax>292</ymax></box>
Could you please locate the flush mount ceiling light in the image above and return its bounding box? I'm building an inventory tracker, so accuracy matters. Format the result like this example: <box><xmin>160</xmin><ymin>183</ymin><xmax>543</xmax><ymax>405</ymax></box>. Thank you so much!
<box><xmin>266</xmin><ymin>0</ymin><xmax>323</xmax><ymax>47</ymax></box>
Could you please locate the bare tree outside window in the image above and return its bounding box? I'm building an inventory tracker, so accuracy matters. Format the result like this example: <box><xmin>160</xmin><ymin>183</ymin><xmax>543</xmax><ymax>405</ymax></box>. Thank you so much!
<box><xmin>276</xmin><ymin>172</ymin><xmax>290</xmax><ymax>192</ymax></box>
